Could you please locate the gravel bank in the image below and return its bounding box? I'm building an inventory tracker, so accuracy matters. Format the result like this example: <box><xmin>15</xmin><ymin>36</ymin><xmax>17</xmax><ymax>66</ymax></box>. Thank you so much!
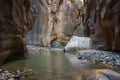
<box><xmin>77</xmin><ymin>50</ymin><xmax>120</xmax><ymax>69</ymax></box>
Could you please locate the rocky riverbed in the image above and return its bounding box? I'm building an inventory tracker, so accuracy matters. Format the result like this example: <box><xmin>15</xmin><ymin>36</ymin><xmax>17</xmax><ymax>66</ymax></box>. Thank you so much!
<box><xmin>77</xmin><ymin>50</ymin><xmax>120</xmax><ymax>69</ymax></box>
<box><xmin>27</xmin><ymin>45</ymin><xmax>120</xmax><ymax>69</ymax></box>
<box><xmin>0</xmin><ymin>68</ymin><xmax>22</xmax><ymax>80</ymax></box>
<box><xmin>0</xmin><ymin>67</ymin><xmax>35</xmax><ymax>80</ymax></box>
<box><xmin>1</xmin><ymin>46</ymin><xmax>120</xmax><ymax>80</ymax></box>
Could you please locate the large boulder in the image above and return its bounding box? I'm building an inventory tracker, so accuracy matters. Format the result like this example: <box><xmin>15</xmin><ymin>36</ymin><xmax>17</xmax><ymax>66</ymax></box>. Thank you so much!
<box><xmin>0</xmin><ymin>0</ymin><xmax>37</xmax><ymax>65</ymax></box>
<box><xmin>64</xmin><ymin>36</ymin><xmax>91</xmax><ymax>52</ymax></box>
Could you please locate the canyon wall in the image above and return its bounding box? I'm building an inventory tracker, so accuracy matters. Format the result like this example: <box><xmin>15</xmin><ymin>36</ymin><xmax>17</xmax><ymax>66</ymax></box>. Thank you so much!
<box><xmin>0</xmin><ymin>0</ymin><xmax>36</xmax><ymax>64</ymax></box>
<box><xmin>27</xmin><ymin>0</ymin><xmax>84</xmax><ymax>47</ymax></box>
<box><xmin>27</xmin><ymin>0</ymin><xmax>120</xmax><ymax>52</ymax></box>
<box><xmin>84</xmin><ymin>0</ymin><xmax>120</xmax><ymax>52</ymax></box>
<box><xmin>1</xmin><ymin>0</ymin><xmax>120</xmax><ymax>66</ymax></box>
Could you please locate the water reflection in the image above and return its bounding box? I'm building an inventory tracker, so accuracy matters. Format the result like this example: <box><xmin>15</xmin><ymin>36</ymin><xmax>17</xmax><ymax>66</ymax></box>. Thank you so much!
<box><xmin>2</xmin><ymin>50</ymin><xmax>116</xmax><ymax>80</ymax></box>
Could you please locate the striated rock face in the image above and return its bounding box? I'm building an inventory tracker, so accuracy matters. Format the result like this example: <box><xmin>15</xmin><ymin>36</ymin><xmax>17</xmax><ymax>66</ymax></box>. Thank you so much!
<box><xmin>27</xmin><ymin>0</ymin><xmax>84</xmax><ymax>46</ymax></box>
<box><xmin>27</xmin><ymin>0</ymin><xmax>120</xmax><ymax>52</ymax></box>
<box><xmin>0</xmin><ymin>0</ymin><xmax>36</xmax><ymax>64</ymax></box>
<box><xmin>84</xmin><ymin>0</ymin><xmax>120</xmax><ymax>52</ymax></box>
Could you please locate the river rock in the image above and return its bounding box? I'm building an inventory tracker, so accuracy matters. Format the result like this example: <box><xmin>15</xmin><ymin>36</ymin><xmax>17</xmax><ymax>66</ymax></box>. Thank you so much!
<box><xmin>82</xmin><ymin>69</ymin><xmax>120</xmax><ymax>80</ymax></box>
<box><xmin>77</xmin><ymin>50</ymin><xmax>120</xmax><ymax>69</ymax></box>
<box><xmin>64</xmin><ymin>36</ymin><xmax>91</xmax><ymax>52</ymax></box>
<box><xmin>0</xmin><ymin>68</ymin><xmax>23</xmax><ymax>80</ymax></box>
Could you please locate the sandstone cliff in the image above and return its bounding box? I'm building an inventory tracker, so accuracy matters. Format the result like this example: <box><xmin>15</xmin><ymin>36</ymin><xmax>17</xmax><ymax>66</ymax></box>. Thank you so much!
<box><xmin>0</xmin><ymin>0</ymin><xmax>120</xmax><ymax>65</ymax></box>
<box><xmin>83</xmin><ymin>0</ymin><xmax>120</xmax><ymax>52</ymax></box>
<box><xmin>27</xmin><ymin>0</ymin><xmax>84</xmax><ymax>46</ymax></box>
<box><xmin>27</xmin><ymin>0</ymin><xmax>120</xmax><ymax>52</ymax></box>
<box><xmin>0</xmin><ymin>0</ymin><xmax>36</xmax><ymax>64</ymax></box>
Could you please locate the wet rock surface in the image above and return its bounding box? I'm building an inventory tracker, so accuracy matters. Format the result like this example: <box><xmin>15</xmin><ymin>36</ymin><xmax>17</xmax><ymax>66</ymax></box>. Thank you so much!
<box><xmin>82</xmin><ymin>69</ymin><xmax>120</xmax><ymax>80</ymax></box>
<box><xmin>0</xmin><ymin>68</ymin><xmax>22</xmax><ymax>80</ymax></box>
<box><xmin>77</xmin><ymin>50</ymin><xmax>120</xmax><ymax>69</ymax></box>
<box><xmin>0</xmin><ymin>67</ymin><xmax>35</xmax><ymax>80</ymax></box>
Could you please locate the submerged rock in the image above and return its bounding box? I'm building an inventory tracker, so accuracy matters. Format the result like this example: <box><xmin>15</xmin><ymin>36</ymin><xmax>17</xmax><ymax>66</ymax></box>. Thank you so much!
<box><xmin>82</xmin><ymin>69</ymin><xmax>120</xmax><ymax>80</ymax></box>
<box><xmin>64</xmin><ymin>36</ymin><xmax>91</xmax><ymax>52</ymax></box>
<box><xmin>0</xmin><ymin>68</ymin><xmax>22</xmax><ymax>80</ymax></box>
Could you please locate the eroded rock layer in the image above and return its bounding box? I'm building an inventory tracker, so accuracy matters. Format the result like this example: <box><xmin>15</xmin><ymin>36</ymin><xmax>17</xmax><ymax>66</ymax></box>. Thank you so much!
<box><xmin>0</xmin><ymin>0</ymin><xmax>36</xmax><ymax>64</ymax></box>
<box><xmin>84</xmin><ymin>0</ymin><xmax>120</xmax><ymax>52</ymax></box>
<box><xmin>27</xmin><ymin>0</ymin><xmax>84</xmax><ymax>46</ymax></box>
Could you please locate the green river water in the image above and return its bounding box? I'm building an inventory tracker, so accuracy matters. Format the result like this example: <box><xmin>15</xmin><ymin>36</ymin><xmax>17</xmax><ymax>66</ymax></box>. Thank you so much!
<box><xmin>2</xmin><ymin>50</ymin><xmax>115</xmax><ymax>80</ymax></box>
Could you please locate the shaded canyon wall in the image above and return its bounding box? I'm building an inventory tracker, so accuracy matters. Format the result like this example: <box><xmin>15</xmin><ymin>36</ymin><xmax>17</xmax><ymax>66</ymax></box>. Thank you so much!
<box><xmin>0</xmin><ymin>0</ymin><xmax>37</xmax><ymax>64</ymax></box>
<box><xmin>84</xmin><ymin>0</ymin><xmax>120</xmax><ymax>52</ymax></box>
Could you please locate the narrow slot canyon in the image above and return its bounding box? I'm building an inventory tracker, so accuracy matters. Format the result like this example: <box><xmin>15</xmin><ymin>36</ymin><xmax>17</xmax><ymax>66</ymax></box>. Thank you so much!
<box><xmin>0</xmin><ymin>0</ymin><xmax>120</xmax><ymax>80</ymax></box>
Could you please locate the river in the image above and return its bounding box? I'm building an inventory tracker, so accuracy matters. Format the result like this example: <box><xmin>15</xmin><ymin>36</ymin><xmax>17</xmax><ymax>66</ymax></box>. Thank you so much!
<box><xmin>1</xmin><ymin>49</ymin><xmax>118</xmax><ymax>80</ymax></box>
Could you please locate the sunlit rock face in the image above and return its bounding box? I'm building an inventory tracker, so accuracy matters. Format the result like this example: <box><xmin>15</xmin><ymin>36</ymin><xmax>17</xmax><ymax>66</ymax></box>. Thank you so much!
<box><xmin>83</xmin><ymin>0</ymin><xmax>120</xmax><ymax>52</ymax></box>
<box><xmin>0</xmin><ymin>0</ymin><xmax>36</xmax><ymax>64</ymax></box>
<box><xmin>64</xmin><ymin>36</ymin><xmax>91</xmax><ymax>52</ymax></box>
<box><xmin>27</xmin><ymin>0</ymin><xmax>84</xmax><ymax>46</ymax></box>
